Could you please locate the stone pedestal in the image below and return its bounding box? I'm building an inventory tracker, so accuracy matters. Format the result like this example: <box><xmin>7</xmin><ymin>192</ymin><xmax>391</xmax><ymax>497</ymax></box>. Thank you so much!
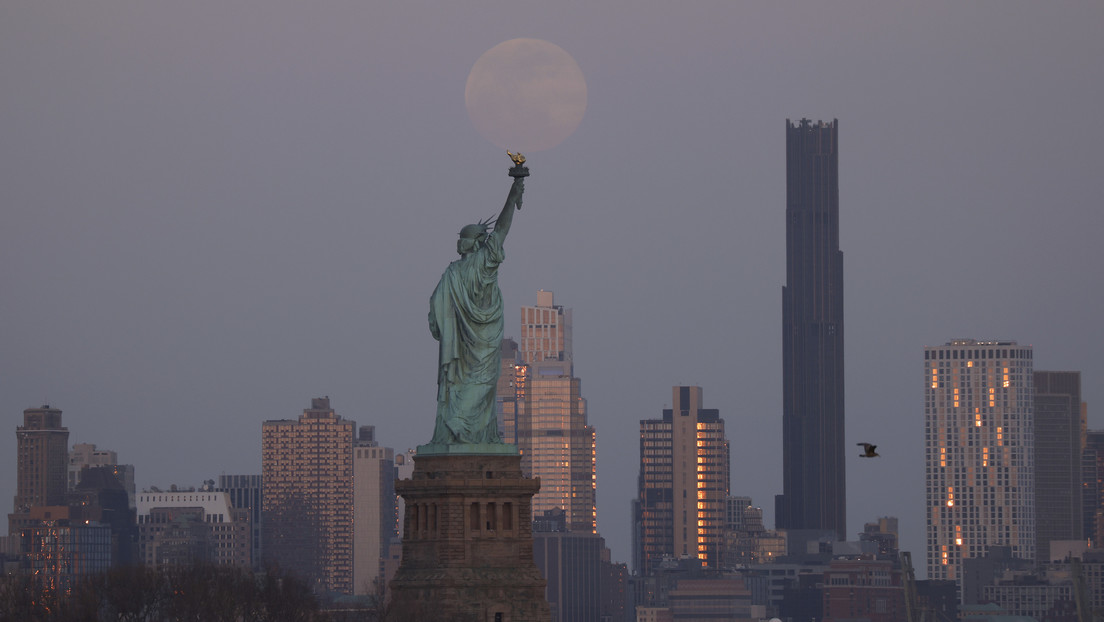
<box><xmin>388</xmin><ymin>453</ymin><xmax>551</xmax><ymax>622</ymax></box>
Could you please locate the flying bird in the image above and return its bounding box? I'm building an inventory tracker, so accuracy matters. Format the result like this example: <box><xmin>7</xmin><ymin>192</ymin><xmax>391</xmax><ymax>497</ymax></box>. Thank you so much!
<box><xmin>857</xmin><ymin>442</ymin><xmax>879</xmax><ymax>458</ymax></box>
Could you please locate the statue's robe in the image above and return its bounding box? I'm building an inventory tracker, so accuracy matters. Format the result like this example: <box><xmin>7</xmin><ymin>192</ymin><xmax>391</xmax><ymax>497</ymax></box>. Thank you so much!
<box><xmin>428</xmin><ymin>229</ymin><xmax>506</xmax><ymax>445</ymax></box>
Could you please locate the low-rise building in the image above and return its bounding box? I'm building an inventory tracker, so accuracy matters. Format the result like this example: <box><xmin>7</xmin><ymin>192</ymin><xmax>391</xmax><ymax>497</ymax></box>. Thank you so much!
<box><xmin>136</xmin><ymin>488</ymin><xmax>250</xmax><ymax>568</ymax></box>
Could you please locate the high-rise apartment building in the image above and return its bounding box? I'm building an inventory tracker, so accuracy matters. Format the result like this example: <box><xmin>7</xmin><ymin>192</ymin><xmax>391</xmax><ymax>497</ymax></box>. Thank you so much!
<box><xmin>512</xmin><ymin>292</ymin><xmax>597</xmax><ymax>533</ymax></box>
<box><xmin>1033</xmin><ymin>371</ymin><xmax>1083</xmax><ymax>560</ymax></box>
<box><xmin>262</xmin><ymin>397</ymin><xmax>354</xmax><ymax>594</ymax></box>
<box><xmin>777</xmin><ymin>118</ymin><xmax>846</xmax><ymax>540</ymax></box>
<box><xmin>925</xmin><ymin>339</ymin><xmax>1035</xmax><ymax>584</ymax></box>
<box><xmin>633</xmin><ymin>386</ymin><xmax>730</xmax><ymax>575</ymax></box>
<box><xmin>353</xmin><ymin>425</ymin><xmax>397</xmax><ymax>596</ymax></box>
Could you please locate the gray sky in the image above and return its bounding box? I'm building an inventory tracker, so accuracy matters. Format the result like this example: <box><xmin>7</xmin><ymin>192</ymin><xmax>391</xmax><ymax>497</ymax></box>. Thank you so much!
<box><xmin>3</xmin><ymin>1</ymin><xmax>1103</xmax><ymax>578</ymax></box>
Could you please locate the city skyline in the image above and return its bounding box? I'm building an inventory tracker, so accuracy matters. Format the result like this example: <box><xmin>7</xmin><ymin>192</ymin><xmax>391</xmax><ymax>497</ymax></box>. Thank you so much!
<box><xmin>4</xmin><ymin>2</ymin><xmax>1104</xmax><ymax>578</ymax></box>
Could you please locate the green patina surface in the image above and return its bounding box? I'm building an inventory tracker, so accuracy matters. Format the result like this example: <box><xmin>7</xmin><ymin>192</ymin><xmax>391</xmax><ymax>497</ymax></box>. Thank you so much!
<box><xmin>421</xmin><ymin>162</ymin><xmax>528</xmax><ymax>455</ymax></box>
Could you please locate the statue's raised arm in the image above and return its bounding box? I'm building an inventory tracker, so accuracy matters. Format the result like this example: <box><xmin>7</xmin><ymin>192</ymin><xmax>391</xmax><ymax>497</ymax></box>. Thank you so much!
<box><xmin>422</xmin><ymin>154</ymin><xmax>530</xmax><ymax>454</ymax></box>
<box><xmin>494</xmin><ymin>175</ymin><xmax>525</xmax><ymax>239</ymax></box>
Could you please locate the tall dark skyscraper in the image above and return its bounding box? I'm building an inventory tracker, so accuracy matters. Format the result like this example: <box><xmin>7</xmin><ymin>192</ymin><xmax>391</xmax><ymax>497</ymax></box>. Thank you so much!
<box><xmin>1033</xmin><ymin>370</ymin><xmax>1083</xmax><ymax>559</ymax></box>
<box><xmin>776</xmin><ymin>118</ymin><xmax>846</xmax><ymax>540</ymax></box>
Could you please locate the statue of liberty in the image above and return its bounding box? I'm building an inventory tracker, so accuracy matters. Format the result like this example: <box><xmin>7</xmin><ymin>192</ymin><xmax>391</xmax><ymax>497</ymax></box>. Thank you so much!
<box><xmin>424</xmin><ymin>154</ymin><xmax>528</xmax><ymax>452</ymax></box>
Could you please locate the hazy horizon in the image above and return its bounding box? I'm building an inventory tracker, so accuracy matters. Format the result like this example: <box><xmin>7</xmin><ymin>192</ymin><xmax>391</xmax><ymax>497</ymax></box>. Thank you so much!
<box><xmin>4</xmin><ymin>2</ymin><xmax>1103</xmax><ymax>579</ymax></box>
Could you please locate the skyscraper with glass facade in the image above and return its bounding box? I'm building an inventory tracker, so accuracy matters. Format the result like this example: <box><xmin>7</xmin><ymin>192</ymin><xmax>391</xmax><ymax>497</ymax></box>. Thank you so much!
<box><xmin>925</xmin><ymin>339</ymin><xmax>1035</xmax><ymax>584</ymax></box>
<box><xmin>511</xmin><ymin>291</ymin><xmax>596</xmax><ymax>534</ymax></box>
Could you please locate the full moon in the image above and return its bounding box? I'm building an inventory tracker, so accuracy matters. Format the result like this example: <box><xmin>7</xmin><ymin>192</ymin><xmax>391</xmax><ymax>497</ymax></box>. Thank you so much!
<box><xmin>465</xmin><ymin>38</ymin><xmax>587</xmax><ymax>153</ymax></box>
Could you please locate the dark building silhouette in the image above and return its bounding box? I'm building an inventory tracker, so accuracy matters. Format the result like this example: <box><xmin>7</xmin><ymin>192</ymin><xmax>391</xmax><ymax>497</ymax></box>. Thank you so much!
<box><xmin>1034</xmin><ymin>370</ymin><xmax>1084</xmax><ymax>560</ymax></box>
<box><xmin>1083</xmin><ymin>430</ymin><xmax>1104</xmax><ymax>544</ymax></box>
<box><xmin>776</xmin><ymin>118</ymin><xmax>846</xmax><ymax>540</ymax></box>
<box><xmin>532</xmin><ymin>509</ymin><xmax>604</xmax><ymax>622</ymax></box>
<box><xmin>69</xmin><ymin>466</ymin><xmax>138</xmax><ymax>566</ymax></box>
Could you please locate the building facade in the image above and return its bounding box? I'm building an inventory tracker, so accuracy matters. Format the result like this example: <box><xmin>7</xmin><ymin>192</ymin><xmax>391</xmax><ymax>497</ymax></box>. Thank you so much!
<box><xmin>10</xmin><ymin>405</ymin><xmax>70</xmax><ymax>538</ymax></box>
<box><xmin>136</xmin><ymin>489</ymin><xmax>250</xmax><ymax>568</ymax></box>
<box><xmin>352</xmin><ymin>425</ymin><xmax>397</xmax><ymax>596</ymax></box>
<box><xmin>634</xmin><ymin>386</ymin><xmax>730</xmax><ymax>575</ymax></box>
<box><xmin>925</xmin><ymin>339</ymin><xmax>1036</xmax><ymax>584</ymax></box>
<box><xmin>511</xmin><ymin>292</ymin><xmax>597</xmax><ymax>533</ymax></box>
<box><xmin>69</xmin><ymin>443</ymin><xmax>136</xmax><ymax>509</ymax></box>
<box><xmin>518</xmin><ymin>359</ymin><xmax>596</xmax><ymax>533</ymax></box>
<box><xmin>1033</xmin><ymin>370</ymin><xmax>1084</xmax><ymax>559</ymax></box>
<box><xmin>777</xmin><ymin>118</ymin><xmax>846</xmax><ymax>540</ymax></box>
<box><xmin>68</xmin><ymin>466</ymin><xmax>138</xmax><ymax>566</ymax></box>
<box><xmin>217</xmin><ymin>474</ymin><xmax>263</xmax><ymax>569</ymax></box>
<box><xmin>13</xmin><ymin>405</ymin><xmax>70</xmax><ymax>511</ymax></box>
<box><xmin>532</xmin><ymin>510</ymin><xmax>605</xmax><ymax>622</ymax></box>
<box><xmin>262</xmin><ymin>397</ymin><xmax>354</xmax><ymax>594</ymax></box>
<box><xmin>721</xmin><ymin>496</ymin><xmax>785</xmax><ymax>568</ymax></box>
<box><xmin>520</xmin><ymin>289</ymin><xmax>572</xmax><ymax>367</ymax></box>
<box><xmin>821</xmin><ymin>558</ymin><xmax>905</xmax><ymax>622</ymax></box>
<box><xmin>1083</xmin><ymin>430</ymin><xmax>1104</xmax><ymax>545</ymax></box>
<box><xmin>19</xmin><ymin>506</ymin><xmax>112</xmax><ymax>594</ymax></box>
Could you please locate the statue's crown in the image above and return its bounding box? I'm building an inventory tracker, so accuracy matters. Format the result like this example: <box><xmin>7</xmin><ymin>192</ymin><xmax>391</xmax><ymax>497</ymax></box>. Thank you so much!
<box><xmin>459</xmin><ymin>216</ymin><xmax>495</xmax><ymax>239</ymax></box>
